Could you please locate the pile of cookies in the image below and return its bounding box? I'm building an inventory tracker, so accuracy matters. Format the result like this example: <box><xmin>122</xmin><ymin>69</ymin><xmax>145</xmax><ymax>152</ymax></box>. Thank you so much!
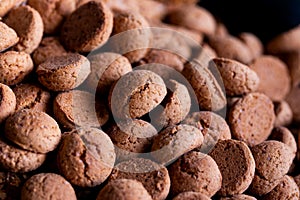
<box><xmin>0</xmin><ymin>0</ymin><xmax>300</xmax><ymax>199</ymax></box>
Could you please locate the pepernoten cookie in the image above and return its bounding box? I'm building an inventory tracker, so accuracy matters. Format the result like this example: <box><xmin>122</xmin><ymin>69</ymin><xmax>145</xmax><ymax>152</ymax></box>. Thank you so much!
<box><xmin>0</xmin><ymin>0</ymin><xmax>24</xmax><ymax>17</ymax></box>
<box><xmin>172</xmin><ymin>192</ymin><xmax>211</xmax><ymax>200</ymax></box>
<box><xmin>220</xmin><ymin>194</ymin><xmax>257</xmax><ymax>200</ymax></box>
<box><xmin>21</xmin><ymin>173</ymin><xmax>76</xmax><ymax>200</ymax></box>
<box><xmin>169</xmin><ymin>151</ymin><xmax>222</xmax><ymax>197</ymax></box>
<box><xmin>109</xmin><ymin>158</ymin><xmax>170</xmax><ymax>200</ymax></box>
<box><xmin>228</xmin><ymin>93</ymin><xmax>275</xmax><ymax>146</ymax></box>
<box><xmin>238</xmin><ymin>32</ymin><xmax>263</xmax><ymax>60</ymax></box>
<box><xmin>0</xmin><ymin>172</ymin><xmax>28</xmax><ymax>200</ymax></box>
<box><xmin>0</xmin><ymin>22</ymin><xmax>19</xmax><ymax>52</ymax></box>
<box><xmin>0</xmin><ymin>83</ymin><xmax>16</xmax><ymax>124</ymax></box>
<box><xmin>274</xmin><ymin>101</ymin><xmax>293</xmax><ymax>127</ymax></box>
<box><xmin>36</xmin><ymin>53</ymin><xmax>90</xmax><ymax>92</ymax></box>
<box><xmin>209</xmin><ymin>139</ymin><xmax>255</xmax><ymax>196</ymax></box>
<box><xmin>96</xmin><ymin>179</ymin><xmax>152</xmax><ymax>200</ymax></box>
<box><xmin>248</xmin><ymin>174</ymin><xmax>282</xmax><ymax>196</ymax></box>
<box><xmin>57</xmin><ymin>128</ymin><xmax>115</xmax><ymax>187</ymax></box>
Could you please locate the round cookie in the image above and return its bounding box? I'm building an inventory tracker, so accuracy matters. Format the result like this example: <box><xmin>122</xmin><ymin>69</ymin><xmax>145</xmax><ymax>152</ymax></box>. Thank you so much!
<box><xmin>151</xmin><ymin>124</ymin><xmax>203</xmax><ymax>164</ymax></box>
<box><xmin>0</xmin><ymin>171</ymin><xmax>28</xmax><ymax>200</ymax></box>
<box><xmin>262</xmin><ymin>175</ymin><xmax>299</xmax><ymax>200</ymax></box>
<box><xmin>53</xmin><ymin>90</ymin><xmax>109</xmax><ymax>130</ymax></box>
<box><xmin>0</xmin><ymin>51</ymin><xmax>34</xmax><ymax>86</ymax></box>
<box><xmin>107</xmin><ymin>119</ymin><xmax>157</xmax><ymax>161</ymax></box>
<box><xmin>239</xmin><ymin>32</ymin><xmax>263</xmax><ymax>60</ymax></box>
<box><xmin>32</xmin><ymin>37</ymin><xmax>67</xmax><ymax>66</ymax></box>
<box><xmin>0</xmin><ymin>0</ymin><xmax>24</xmax><ymax>17</ymax></box>
<box><xmin>57</xmin><ymin>128</ymin><xmax>116</xmax><ymax>187</ymax></box>
<box><xmin>0</xmin><ymin>137</ymin><xmax>46</xmax><ymax>173</ymax></box>
<box><xmin>249</xmin><ymin>55</ymin><xmax>291</xmax><ymax>101</ymax></box>
<box><xmin>283</xmin><ymin>51</ymin><xmax>300</xmax><ymax>86</ymax></box>
<box><xmin>13</xmin><ymin>83</ymin><xmax>51</xmax><ymax>113</ymax></box>
<box><xmin>269</xmin><ymin>127</ymin><xmax>297</xmax><ymax>156</ymax></box>
<box><xmin>0</xmin><ymin>22</ymin><xmax>19</xmax><ymax>52</ymax></box>
<box><xmin>169</xmin><ymin>151</ymin><xmax>222</xmax><ymax>197</ymax></box>
<box><xmin>248</xmin><ymin>174</ymin><xmax>282</xmax><ymax>196</ymax></box>
<box><xmin>228</xmin><ymin>92</ymin><xmax>275</xmax><ymax>146</ymax></box>
<box><xmin>85</xmin><ymin>52</ymin><xmax>132</xmax><ymax>94</ymax></box>
<box><xmin>110</xmin><ymin>70</ymin><xmax>167</xmax><ymax>119</ymax></box>
<box><xmin>5</xmin><ymin>109</ymin><xmax>61</xmax><ymax>153</ymax></box>
<box><xmin>172</xmin><ymin>192</ymin><xmax>211</xmax><ymax>200</ymax></box>
<box><xmin>183</xmin><ymin>111</ymin><xmax>231</xmax><ymax>153</ymax></box>
<box><xmin>182</xmin><ymin>60</ymin><xmax>226</xmax><ymax>111</ymax></box>
<box><xmin>274</xmin><ymin>101</ymin><xmax>293</xmax><ymax>127</ymax></box>
<box><xmin>109</xmin><ymin>158</ymin><xmax>170</xmax><ymax>200</ymax></box>
<box><xmin>96</xmin><ymin>179</ymin><xmax>152</xmax><ymax>200</ymax></box>
<box><xmin>4</xmin><ymin>5</ymin><xmax>43</xmax><ymax>54</ymax></box>
<box><xmin>36</xmin><ymin>53</ymin><xmax>90</xmax><ymax>91</ymax></box>
<box><xmin>0</xmin><ymin>83</ymin><xmax>16</xmax><ymax>124</ymax></box>
<box><xmin>212</xmin><ymin>57</ymin><xmax>259</xmax><ymax>96</ymax></box>
<box><xmin>61</xmin><ymin>1</ymin><xmax>113</xmax><ymax>52</ymax></box>
<box><xmin>28</xmin><ymin>0</ymin><xmax>76</xmax><ymax>34</ymax></box>
<box><xmin>209</xmin><ymin>139</ymin><xmax>255</xmax><ymax>196</ymax></box>
<box><xmin>251</xmin><ymin>140</ymin><xmax>294</xmax><ymax>181</ymax></box>
<box><xmin>286</xmin><ymin>85</ymin><xmax>300</xmax><ymax>122</ymax></box>
<box><xmin>21</xmin><ymin>173</ymin><xmax>76</xmax><ymax>200</ymax></box>
<box><xmin>194</xmin><ymin>43</ymin><xmax>217</xmax><ymax>68</ymax></box>
<box><xmin>220</xmin><ymin>194</ymin><xmax>257</xmax><ymax>200</ymax></box>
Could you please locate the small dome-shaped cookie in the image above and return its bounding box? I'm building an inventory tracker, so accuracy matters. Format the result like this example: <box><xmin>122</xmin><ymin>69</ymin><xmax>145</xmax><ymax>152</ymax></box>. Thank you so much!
<box><xmin>0</xmin><ymin>83</ymin><xmax>16</xmax><ymax>124</ymax></box>
<box><xmin>0</xmin><ymin>22</ymin><xmax>19</xmax><ymax>52</ymax></box>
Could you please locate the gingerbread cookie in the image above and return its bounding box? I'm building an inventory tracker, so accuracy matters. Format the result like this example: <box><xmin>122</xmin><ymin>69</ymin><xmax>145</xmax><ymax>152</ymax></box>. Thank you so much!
<box><xmin>172</xmin><ymin>192</ymin><xmax>211</xmax><ymax>200</ymax></box>
<box><xmin>0</xmin><ymin>22</ymin><xmax>19</xmax><ymax>52</ymax></box>
<box><xmin>0</xmin><ymin>83</ymin><xmax>16</xmax><ymax>124</ymax></box>
<box><xmin>274</xmin><ymin>101</ymin><xmax>293</xmax><ymax>127</ymax></box>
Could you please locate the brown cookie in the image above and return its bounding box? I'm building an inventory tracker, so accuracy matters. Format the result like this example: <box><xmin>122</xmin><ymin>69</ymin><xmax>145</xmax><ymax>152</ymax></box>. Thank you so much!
<box><xmin>5</xmin><ymin>109</ymin><xmax>61</xmax><ymax>153</ymax></box>
<box><xmin>283</xmin><ymin>51</ymin><xmax>300</xmax><ymax>86</ymax></box>
<box><xmin>0</xmin><ymin>22</ymin><xmax>19</xmax><ymax>52</ymax></box>
<box><xmin>274</xmin><ymin>101</ymin><xmax>293</xmax><ymax>127</ymax></box>
<box><xmin>183</xmin><ymin>111</ymin><xmax>231</xmax><ymax>153</ymax></box>
<box><xmin>212</xmin><ymin>57</ymin><xmax>259</xmax><ymax>96</ymax></box>
<box><xmin>169</xmin><ymin>151</ymin><xmax>222</xmax><ymax>197</ymax></box>
<box><xmin>262</xmin><ymin>175</ymin><xmax>299</xmax><ymax>200</ymax></box>
<box><xmin>0</xmin><ymin>172</ymin><xmax>28</xmax><ymax>200</ymax></box>
<box><xmin>182</xmin><ymin>60</ymin><xmax>226</xmax><ymax>111</ymax></box>
<box><xmin>154</xmin><ymin>0</ymin><xmax>198</xmax><ymax>6</ymax></box>
<box><xmin>0</xmin><ymin>83</ymin><xmax>16</xmax><ymax>124</ymax></box>
<box><xmin>165</xmin><ymin>5</ymin><xmax>216</xmax><ymax>35</ymax></box>
<box><xmin>97</xmin><ymin>179</ymin><xmax>152</xmax><ymax>200</ymax></box>
<box><xmin>248</xmin><ymin>174</ymin><xmax>282</xmax><ymax>196</ymax></box>
<box><xmin>107</xmin><ymin>119</ymin><xmax>157</xmax><ymax>161</ymax></box>
<box><xmin>36</xmin><ymin>53</ymin><xmax>90</xmax><ymax>92</ymax></box>
<box><xmin>209</xmin><ymin>139</ymin><xmax>255</xmax><ymax>196</ymax></box>
<box><xmin>286</xmin><ymin>86</ymin><xmax>300</xmax><ymax>122</ymax></box>
<box><xmin>4</xmin><ymin>5</ymin><xmax>43</xmax><ymax>54</ymax></box>
<box><xmin>251</xmin><ymin>140</ymin><xmax>294</xmax><ymax>181</ymax></box>
<box><xmin>228</xmin><ymin>93</ymin><xmax>275</xmax><ymax>146</ymax></box>
<box><xmin>57</xmin><ymin>128</ymin><xmax>116</xmax><ymax>187</ymax></box>
<box><xmin>151</xmin><ymin>124</ymin><xmax>203</xmax><ymax>164</ymax></box>
<box><xmin>220</xmin><ymin>194</ymin><xmax>257</xmax><ymax>200</ymax></box>
<box><xmin>21</xmin><ymin>173</ymin><xmax>76</xmax><ymax>200</ymax></box>
<box><xmin>110</xmin><ymin>70</ymin><xmax>167</xmax><ymax>119</ymax></box>
<box><xmin>0</xmin><ymin>0</ymin><xmax>24</xmax><ymax>17</ymax></box>
<box><xmin>172</xmin><ymin>192</ymin><xmax>211</xmax><ymax>200</ymax></box>
<box><xmin>0</xmin><ymin>51</ymin><xmax>34</xmax><ymax>86</ymax></box>
<box><xmin>85</xmin><ymin>52</ymin><xmax>132</xmax><ymax>94</ymax></box>
<box><xmin>0</xmin><ymin>137</ymin><xmax>46</xmax><ymax>173</ymax></box>
<box><xmin>109</xmin><ymin>158</ymin><xmax>170</xmax><ymax>200</ymax></box>
<box><xmin>249</xmin><ymin>56</ymin><xmax>291</xmax><ymax>101</ymax></box>
<box><xmin>32</xmin><ymin>37</ymin><xmax>67</xmax><ymax>66</ymax></box>
<box><xmin>238</xmin><ymin>32</ymin><xmax>263</xmax><ymax>60</ymax></box>
<box><xmin>13</xmin><ymin>83</ymin><xmax>51</xmax><ymax>113</ymax></box>
<box><xmin>294</xmin><ymin>174</ymin><xmax>300</xmax><ymax>190</ymax></box>
<box><xmin>53</xmin><ymin>90</ymin><xmax>109</xmax><ymax>130</ymax></box>
<box><xmin>28</xmin><ymin>0</ymin><xmax>76</xmax><ymax>34</ymax></box>
<box><xmin>61</xmin><ymin>1</ymin><xmax>113</xmax><ymax>52</ymax></box>
<box><xmin>194</xmin><ymin>43</ymin><xmax>217</xmax><ymax>68</ymax></box>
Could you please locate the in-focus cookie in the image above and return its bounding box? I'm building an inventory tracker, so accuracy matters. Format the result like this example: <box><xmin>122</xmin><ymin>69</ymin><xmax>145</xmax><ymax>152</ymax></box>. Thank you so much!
<box><xmin>169</xmin><ymin>151</ymin><xmax>222</xmax><ymax>197</ymax></box>
<box><xmin>0</xmin><ymin>83</ymin><xmax>16</xmax><ymax>124</ymax></box>
<box><xmin>0</xmin><ymin>22</ymin><xmax>19</xmax><ymax>52</ymax></box>
<box><xmin>209</xmin><ymin>139</ymin><xmax>255</xmax><ymax>196</ymax></box>
<box><xmin>61</xmin><ymin>1</ymin><xmax>113</xmax><ymax>52</ymax></box>
<box><xmin>109</xmin><ymin>158</ymin><xmax>170</xmax><ymax>200</ymax></box>
<box><xmin>96</xmin><ymin>179</ymin><xmax>152</xmax><ymax>200</ymax></box>
<box><xmin>4</xmin><ymin>5</ymin><xmax>43</xmax><ymax>54</ymax></box>
<box><xmin>228</xmin><ymin>93</ymin><xmax>275</xmax><ymax>146</ymax></box>
<box><xmin>36</xmin><ymin>53</ymin><xmax>90</xmax><ymax>91</ymax></box>
<box><xmin>151</xmin><ymin>124</ymin><xmax>203</xmax><ymax>164</ymax></box>
<box><xmin>0</xmin><ymin>51</ymin><xmax>34</xmax><ymax>86</ymax></box>
<box><xmin>248</xmin><ymin>174</ymin><xmax>282</xmax><ymax>196</ymax></box>
<box><xmin>220</xmin><ymin>194</ymin><xmax>257</xmax><ymax>200</ymax></box>
<box><xmin>21</xmin><ymin>173</ymin><xmax>76</xmax><ymax>200</ymax></box>
<box><xmin>239</xmin><ymin>32</ymin><xmax>263</xmax><ymax>60</ymax></box>
<box><xmin>57</xmin><ymin>128</ymin><xmax>115</xmax><ymax>187</ymax></box>
<box><xmin>274</xmin><ymin>101</ymin><xmax>293</xmax><ymax>127</ymax></box>
<box><xmin>172</xmin><ymin>192</ymin><xmax>211</xmax><ymax>200</ymax></box>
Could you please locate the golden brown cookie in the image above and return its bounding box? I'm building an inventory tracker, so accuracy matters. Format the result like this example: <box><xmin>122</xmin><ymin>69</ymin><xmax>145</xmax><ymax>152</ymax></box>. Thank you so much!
<box><xmin>32</xmin><ymin>37</ymin><xmax>67</xmax><ymax>66</ymax></box>
<box><xmin>109</xmin><ymin>158</ymin><xmax>170</xmax><ymax>200</ymax></box>
<box><xmin>220</xmin><ymin>194</ymin><xmax>257</xmax><ymax>200</ymax></box>
<box><xmin>0</xmin><ymin>83</ymin><xmax>16</xmax><ymax>124</ymax></box>
<box><xmin>172</xmin><ymin>192</ymin><xmax>211</xmax><ymax>200</ymax></box>
<box><xmin>36</xmin><ymin>53</ymin><xmax>90</xmax><ymax>92</ymax></box>
<box><xmin>169</xmin><ymin>151</ymin><xmax>222</xmax><ymax>197</ymax></box>
<box><xmin>212</xmin><ymin>57</ymin><xmax>259</xmax><ymax>96</ymax></box>
<box><xmin>28</xmin><ymin>0</ymin><xmax>76</xmax><ymax>34</ymax></box>
<box><xmin>239</xmin><ymin>32</ymin><xmax>263</xmax><ymax>60</ymax></box>
<box><xmin>228</xmin><ymin>93</ymin><xmax>275</xmax><ymax>146</ymax></box>
<box><xmin>249</xmin><ymin>56</ymin><xmax>291</xmax><ymax>101</ymax></box>
<box><xmin>21</xmin><ymin>173</ymin><xmax>76</xmax><ymax>200</ymax></box>
<box><xmin>0</xmin><ymin>22</ymin><xmax>19</xmax><ymax>52</ymax></box>
<box><xmin>0</xmin><ymin>0</ymin><xmax>24</xmax><ymax>17</ymax></box>
<box><xmin>5</xmin><ymin>109</ymin><xmax>61</xmax><ymax>153</ymax></box>
<box><xmin>0</xmin><ymin>51</ymin><xmax>34</xmax><ymax>86</ymax></box>
<box><xmin>274</xmin><ymin>101</ymin><xmax>293</xmax><ymax>127</ymax></box>
<box><xmin>248</xmin><ymin>174</ymin><xmax>282</xmax><ymax>196</ymax></box>
<box><xmin>61</xmin><ymin>1</ymin><xmax>113</xmax><ymax>52</ymax></box>
<box><xmin>57</xmin><ymin>128</ymin><xmax>116</xmax><ymax>187</ymax></box>
<box><xmin>4</xmin><ymin>5</ymin><xmax>43</xmax><ymax>54</ymax></box>
<box><xmin>209</xmin><ymin>139</ymin><xmax>255</xmax><ymax>196</ymax></box>
<box><xmin>96</xmin><ymin>179</ymin><xmax>152</xmax><ymax>200</ymax></box>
